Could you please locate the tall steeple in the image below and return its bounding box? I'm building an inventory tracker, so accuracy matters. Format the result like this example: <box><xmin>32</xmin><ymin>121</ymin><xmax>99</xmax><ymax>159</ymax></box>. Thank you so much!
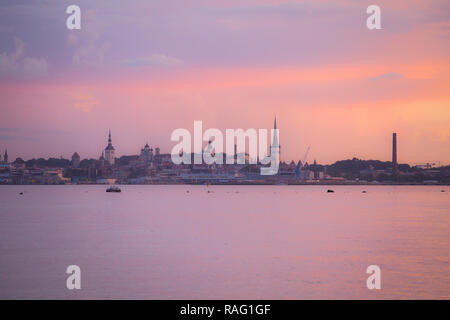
<box><xmin>270</xmin><ymin>116</ymin><xmax>280</xmax><ymax>172</ymax></box>
<box><xmin>4</xmin><ymin>148</ymin><xmax>8</xmax><ymax>164</ymax></box>
<box><xmin>104</xmin><ymin>130</ymin><xmax>115</xmax><ymax>165</ymax></box>
<box><xmin>272</xmin><ymin>115</ymin><xmax>279</xmax><ymax>148</ymax></box>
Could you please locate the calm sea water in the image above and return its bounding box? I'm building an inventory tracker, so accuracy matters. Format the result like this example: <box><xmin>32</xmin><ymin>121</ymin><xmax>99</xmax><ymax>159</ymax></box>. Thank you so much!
<box><xmin>0</xmin><ymin>185</ymin><xmax>448</xmax><ymax>299</ymax></box>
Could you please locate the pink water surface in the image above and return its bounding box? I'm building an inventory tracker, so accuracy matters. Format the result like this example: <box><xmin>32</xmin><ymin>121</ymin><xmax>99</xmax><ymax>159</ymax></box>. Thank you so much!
<box><xmin>0</xmin><ymin>185</ymin><xmax>448</xmax><ymax>299</ymax></box>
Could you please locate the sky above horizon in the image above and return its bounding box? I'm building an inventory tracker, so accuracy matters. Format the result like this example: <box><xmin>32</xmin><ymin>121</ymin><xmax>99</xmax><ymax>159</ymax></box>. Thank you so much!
<box><xmin>0</xmin><ymin>0</ymin><xmax>449</xmax><ymax>165</ymax></box>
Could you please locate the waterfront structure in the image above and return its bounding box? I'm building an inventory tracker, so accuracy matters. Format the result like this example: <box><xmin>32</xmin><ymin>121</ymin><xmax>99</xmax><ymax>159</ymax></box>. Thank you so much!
<box><xmin>105</xmin><ymin>130</ymin><xmax>115</xmax><ymax>166</ymax></box>
<box><xmin>71</xmin><ymin>152</ymin><xmax>80</xmax><ymax>168</ymax></box>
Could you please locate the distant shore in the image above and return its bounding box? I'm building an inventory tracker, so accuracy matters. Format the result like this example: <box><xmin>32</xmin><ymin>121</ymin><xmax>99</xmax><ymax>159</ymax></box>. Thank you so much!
<box><xmin>1</xmin><ymin>182</ymin><xmax>448</xmax><ymax>186</ymax></box>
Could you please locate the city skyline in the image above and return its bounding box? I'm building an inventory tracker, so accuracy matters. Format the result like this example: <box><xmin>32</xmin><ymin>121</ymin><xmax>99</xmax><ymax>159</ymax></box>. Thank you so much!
<box><xmin>0</xmin><ymin>0</ymin><xmax>449</xmax><ymax>165</ymax></box>
<box><xmin>0</xmin><ymin>127</ymin><xmax>445</xmax><ymax>168</ymax></box>
<box><xmin>3</xmin><ymin>122</ymin><xmax>446</xmax><ymax>186</ymax></box>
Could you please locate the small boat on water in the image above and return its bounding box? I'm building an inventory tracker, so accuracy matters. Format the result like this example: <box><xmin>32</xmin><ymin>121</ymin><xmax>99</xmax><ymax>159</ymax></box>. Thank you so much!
<box><xmin>106</xmin><ymin>185</ymin><xmax>121</xmax><ymax>193</ymax></box>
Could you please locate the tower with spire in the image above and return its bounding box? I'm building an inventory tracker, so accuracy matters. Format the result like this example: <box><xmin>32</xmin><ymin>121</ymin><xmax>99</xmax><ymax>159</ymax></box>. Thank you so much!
<box><xmin>3</xmin><ymin>148</ymin><xmax>8</xmax><ymax>164</ymax></box>
<box><xmin>270</xmin><ymin>116</ymin><xmax>280</xmax><ymax>168</ymax></box>
<box><xmin>139</xmin><ymin>142</ymin><xmax>153</xmax><ymax>163</ymax></box>
<box><xmin>104</xmin><ymin>130</ymin><xmax>115</xmax><ymax>165</ymax></box>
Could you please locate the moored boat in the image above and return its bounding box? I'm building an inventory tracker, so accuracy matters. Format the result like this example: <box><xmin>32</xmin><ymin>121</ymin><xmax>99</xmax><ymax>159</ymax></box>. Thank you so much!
<box><xmin>106</xmin><ymin>185</ymin><xmax>121</xmax><ymax>192</ymax></box>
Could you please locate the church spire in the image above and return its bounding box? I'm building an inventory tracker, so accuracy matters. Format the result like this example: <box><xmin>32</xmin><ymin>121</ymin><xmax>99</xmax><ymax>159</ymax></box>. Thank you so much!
<box><xmin>272</xmin><ymin>116</ymin><xmax>279</xmax><ymax>147</ymax></box>
<box><xmin>270</xmin><ymin>116</ymin><xmax>280</xmax><ymax>169</ymax></box>
<box><xmin>104</xmin><ymin>130</ymin><xmax>115</xmax><ymax>165</ymax></box>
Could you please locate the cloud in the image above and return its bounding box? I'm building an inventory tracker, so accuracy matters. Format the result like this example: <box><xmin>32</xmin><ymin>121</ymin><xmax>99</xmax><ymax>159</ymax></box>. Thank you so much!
<box><xmin>119</xmin><ymin>54</ymin><xmax>183</xmax><ymax>68</ymax></box>
<box><xmin>0</xmin><ymin>135</ymin><xmax>37</xmax><ymax>142</ymax></box>
<box><xmin>72</xmin><ymin>42</ymin><xmax>110</xmax><ymax>67</ymax></box>
<box><xmin>0</xmin><ymin>128</ymin><xmax>37</xmax><ymax>142</ymax></box>
<box><xmin>68</xmin><ymin>9</ymin><xmax>111</xmax><ymax>68</ymax></box>
<box><xmin>0</xmin><ymin>38</ymin><xmax>48</xmax><ymax>79</ymax></box>
<box><xmin>67</xmin><ymin>33</ymin><xmax>79</xmax><ymax>46</ymax></box>
<box><xmin>69</xmin><ymin>92</ymin><xmax>100</xmax><ymax>112</ymax></box>
<box><xmin>369</xmin><ymin>72</ymin><xmax>403</xmax><ymax>81</ymax></box>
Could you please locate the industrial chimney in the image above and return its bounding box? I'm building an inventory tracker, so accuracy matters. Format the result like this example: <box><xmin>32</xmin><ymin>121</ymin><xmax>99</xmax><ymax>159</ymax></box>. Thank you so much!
<box><xmin>392</xmin><ymin>133</ymin><xmax>398</xmax><ymax>176</ymax></box>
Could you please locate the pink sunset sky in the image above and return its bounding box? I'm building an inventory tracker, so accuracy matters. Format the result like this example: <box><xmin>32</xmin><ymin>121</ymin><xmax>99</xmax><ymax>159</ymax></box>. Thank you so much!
<box><xmin>0</xmin><ymin>0</ymin><xmax>449</xmax><ymax>165</ymax></box>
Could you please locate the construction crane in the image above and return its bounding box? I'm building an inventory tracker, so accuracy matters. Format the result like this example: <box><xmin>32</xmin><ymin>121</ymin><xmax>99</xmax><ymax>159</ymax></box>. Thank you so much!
<box><xmin>303</xmin><ymin>146</ymin><xmax>311</xmax><ymax>165</ymax></box>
